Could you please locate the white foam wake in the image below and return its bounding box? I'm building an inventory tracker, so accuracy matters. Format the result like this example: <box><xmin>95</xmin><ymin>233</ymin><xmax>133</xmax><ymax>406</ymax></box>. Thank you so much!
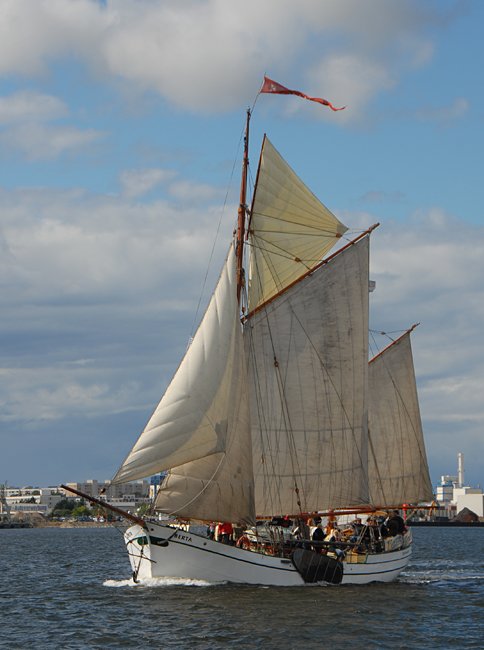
<box><xmin>103</xmin><ymin>576</ymin><xmax>221</xmax><ymax>588</ymax></box>
<box><xmin>400</xmin><ymin>570</ymin><xmax>484</xmax><ymax>585</ymax></box>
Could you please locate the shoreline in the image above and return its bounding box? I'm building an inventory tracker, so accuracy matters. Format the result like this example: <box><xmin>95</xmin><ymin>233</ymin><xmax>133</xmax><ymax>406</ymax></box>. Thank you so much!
<box><xmin>0</xmin><ymin>521</ymin><xmax>115</xmax><ymax>529</ymax></box>
<box><xmin>407</xmin><ymin>521</ymin><xmax>484</xmax><ymax>527</ymax></box>
<box><xmin>3</xmin><ymin>520</ymin><xmax>483</xmax><ymax>530</ymax></box>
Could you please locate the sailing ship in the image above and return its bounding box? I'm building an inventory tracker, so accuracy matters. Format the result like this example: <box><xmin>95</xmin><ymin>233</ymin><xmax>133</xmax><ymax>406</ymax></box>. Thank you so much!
<box><xmin>66</xmin><ymin>108</ymin><xmax>433</xmax><ymax>585</ymax></box>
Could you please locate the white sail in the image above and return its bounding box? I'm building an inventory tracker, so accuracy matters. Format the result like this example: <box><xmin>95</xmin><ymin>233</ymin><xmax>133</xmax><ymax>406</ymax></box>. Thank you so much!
<box><xmin>248</xmin><ymin>137</ymin><xmax>347</xmax><ymax>311</ymax></box>
<box><xmin>112</xmin><ymin>246</ymin><xmax>253</xmax><ymax>507</ymax></box>
<box><xmin>154</xmin><ymin>313</ymin><xmax>255</xmax><ymax>525</ymax></box>
<box><xmin>368</xmin><ymin>331</ymin><xmax>433</xmax><ymax>505</ymax></box>
<box><xmin>246</xmin><ymin>236</ymin><xmax>370</xmax><ymax>516</ymax></box>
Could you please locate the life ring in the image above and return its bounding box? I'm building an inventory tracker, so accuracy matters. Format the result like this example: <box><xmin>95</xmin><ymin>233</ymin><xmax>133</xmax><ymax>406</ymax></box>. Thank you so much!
<box><xmin>236</xmin><ymin>535</ymin><xmax>252</xmax><ymax>550</ymax></box>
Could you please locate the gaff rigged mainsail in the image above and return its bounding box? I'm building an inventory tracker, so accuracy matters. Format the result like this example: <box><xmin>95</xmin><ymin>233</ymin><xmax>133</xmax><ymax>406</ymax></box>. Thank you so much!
<box><xmin>246</xmin><ymin>236</ymin><xmax>370</xmax><ymax>516</ymax></box>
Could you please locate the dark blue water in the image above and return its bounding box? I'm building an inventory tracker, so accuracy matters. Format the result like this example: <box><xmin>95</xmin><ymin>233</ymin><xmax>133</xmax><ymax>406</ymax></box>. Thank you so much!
<box><xmin>1</xmin><ymin>526</ymin><xmax>482</xmax><ymax>649</ymax></box>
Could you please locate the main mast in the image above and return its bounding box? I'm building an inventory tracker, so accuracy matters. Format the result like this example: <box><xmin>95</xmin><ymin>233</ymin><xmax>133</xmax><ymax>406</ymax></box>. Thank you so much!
<box><xmin>236</xmin><ymin>108</ymin><xmax>250</xmax><ymax>304</ymax></box>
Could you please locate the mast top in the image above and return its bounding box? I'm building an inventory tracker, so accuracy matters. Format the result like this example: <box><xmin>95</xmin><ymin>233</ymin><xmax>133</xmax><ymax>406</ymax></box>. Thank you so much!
<box><xmin>235</xmin><ymin>109</ymin><xmax>251</xmax><ymax>304</ymax></box>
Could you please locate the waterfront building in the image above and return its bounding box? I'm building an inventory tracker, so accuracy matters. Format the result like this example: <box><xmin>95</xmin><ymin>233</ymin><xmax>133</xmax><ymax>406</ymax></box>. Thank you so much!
<box><xmin>148</xmin><ymin>472</ymin><xmax>167</xmax><ymax>500</ymax></box>
<box><xmin>62</xmin><ymin>479</ymin><xmax>151</xmax><ymax>513</ymax></box>
<box><xmin>2</xmin><ymin>479</ymin><xmax>152</xmax><ymax>517</ymax></box>
<box><xmin>3</xmin><ymin>486</ymin><xmax>64</xmax><ymax>516</ymax></box>
<box><xmin>454</xmin><ymin>488</ymin><xmax>484</xmax><ymax>518</ymax></box>
<box><xmin>434</xmin><ymin>453</ymin><xmax>483</xmax><ymax>519</ymax></box>
<box><xmin>62</xmin><ymin>479</ymin><xmax>150</xmax><ymax>500</ymax></box>
<box><xmin>435</xmin><ymin>475</ymin><xmax>457</xmax><ymax>506</ymax></box>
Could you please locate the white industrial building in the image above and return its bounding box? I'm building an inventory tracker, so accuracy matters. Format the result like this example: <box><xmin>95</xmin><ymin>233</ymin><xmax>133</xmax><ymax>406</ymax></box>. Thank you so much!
<box><xmin>435</xmin><ymin>453</ymin><xmax>483</xmax><ymax>518</ymax></box>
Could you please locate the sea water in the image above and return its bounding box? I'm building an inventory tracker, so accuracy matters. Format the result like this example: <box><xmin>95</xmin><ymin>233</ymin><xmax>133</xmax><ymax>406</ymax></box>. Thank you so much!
<box><xmin>0</xmin><ymin>526</ymin><xmax>482</xmax><ymax>649</ymax></box>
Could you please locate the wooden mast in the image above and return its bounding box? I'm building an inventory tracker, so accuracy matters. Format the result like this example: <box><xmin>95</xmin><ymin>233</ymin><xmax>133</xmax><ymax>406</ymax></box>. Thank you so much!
<box><xmin>236</xmin><ymin>108</ymin><xmax>250</xmax><ymax>303</ymax></box>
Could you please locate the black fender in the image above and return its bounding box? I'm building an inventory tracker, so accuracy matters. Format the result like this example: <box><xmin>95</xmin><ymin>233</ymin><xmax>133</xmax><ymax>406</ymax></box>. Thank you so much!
<box><xmin>292</xmin><ymin>549</ymin><xmax>344</xmax><ymax>584</ymax></box>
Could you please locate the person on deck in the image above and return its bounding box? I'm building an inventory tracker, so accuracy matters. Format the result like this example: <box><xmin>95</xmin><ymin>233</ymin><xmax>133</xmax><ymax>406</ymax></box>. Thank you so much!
<box><xmin>218</xmin><ymin>521</ymin><xmax>234</xmax><ymax>544</ymax></box>
<box><xmin>207</xmin><ymin>522</ymin><xmax>216</xmax><ymax>540</ymax></box>
<box><xmin>386</xmin><ymin>510</ymin><xmax>405</xmax><ymax>536</ymax></box>
<box><xmin>311</xmin><ymin>521</ymin><xmax>326</xmax><ymax>553</ymax></box>
<box><xmin>324</xmin><ymin>521</ymin><xmax>340</xmax><ymax>542</ymax></box>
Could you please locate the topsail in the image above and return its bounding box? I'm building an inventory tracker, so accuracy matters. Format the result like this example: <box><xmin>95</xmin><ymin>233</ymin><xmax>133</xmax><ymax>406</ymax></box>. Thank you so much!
<box><xmin>248</xmin><ymin>137</ymin><xmax>347</xmax><ymax>311</ymax></box>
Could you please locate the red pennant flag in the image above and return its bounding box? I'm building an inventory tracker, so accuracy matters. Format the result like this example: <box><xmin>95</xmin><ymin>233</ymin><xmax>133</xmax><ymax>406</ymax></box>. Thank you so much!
<box><xmin>260</xmin><ymin>76</ymin><xmax>345</xmax><ymax>112</ymax></box>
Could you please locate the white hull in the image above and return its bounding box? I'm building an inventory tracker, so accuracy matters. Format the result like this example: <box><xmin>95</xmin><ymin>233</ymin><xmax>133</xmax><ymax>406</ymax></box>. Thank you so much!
<box><xmin>124</xmin><ymin>522</ymin><xmax>412</xmax><ymax>586</ymax></box>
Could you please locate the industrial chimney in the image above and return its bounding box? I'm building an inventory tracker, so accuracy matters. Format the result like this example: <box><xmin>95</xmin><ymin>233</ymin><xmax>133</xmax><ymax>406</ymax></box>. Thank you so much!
<box><xmin>457</xmin><ymin>452</ymin><xmax>464</xmax><ymax>488</ymax></box>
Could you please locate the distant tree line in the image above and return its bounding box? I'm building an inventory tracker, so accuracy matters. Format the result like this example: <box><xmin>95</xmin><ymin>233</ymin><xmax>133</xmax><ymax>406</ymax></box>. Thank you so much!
<box><xmin>50</xmin><ymin>498</ymin><xmax>118</xmax><ymax>521</ymax></box>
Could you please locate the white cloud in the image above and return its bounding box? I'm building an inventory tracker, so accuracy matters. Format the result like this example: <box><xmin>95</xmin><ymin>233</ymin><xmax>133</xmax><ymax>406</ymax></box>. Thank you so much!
<box><xmin>407</xmin><ymin>39</ymin><xmax>435</xmax><ymax>68</ymax></box>
<box><xmin>120</xmin><ymin>168</ymin><xmax>176</xmax><ymax>199</ymax></box>
<box><xmin>168</xmin><ymin>179</ymin><xmax>223</xmax><ymax>203</ymax></box>
<box><xmin>0</xmin><ymin>90</ymin><xmax>104</xmax><ymax>160</ymax></box>
<box><xmin>0</xmin><ymin>0</ymin><xmax>460</xmax><ymax>120</ymax></box>
<box><xmin>306</xmin><ymin>54</ymin><xmax>394</xmax><ymax>122</ymax></box>
<box><xmin>360</xmin><ymin>190</ymin><xmax>405</xmax><ymax>204</ymax></box>
<box><xmin>0</xmin><ymin>366</ymin><xmax>142</xmax><ymax>422</ymax></box>
<box><xmin>415</xmin><ymin>97</ymin><xmax>469</xmax><ymax>123</ymax></box>
<box><xmin>0</xmin><ymin>181</ymin><xmax>234</xmax><ymax>433</ymax></box>
<box><xmin>119</xmin><ymin>167</ymin><xmax>225</xmax><ymax>205</ymax></box>
<box><xmin>0</xmin><ymin>91</ymin><xmax>68</xmax><ymax>124</ymax></box>
<box><xmin>0</xmin><ymin>0</ymin><xmax>111</xmax><ymax>76</ymax></box>
<box><xmin>0</xmin><ymin>123</ymin><xmax>105</xmax><ymax>160</ymax></box>
<box><xmin>421</xmin><ymin>374</ymin><xmax>484</xmax><ymax>423</ymax></box>
<box><xmin>0</xmin><ymin>184</ymin><xmax>232</xmax><ymax>307</ymax></box>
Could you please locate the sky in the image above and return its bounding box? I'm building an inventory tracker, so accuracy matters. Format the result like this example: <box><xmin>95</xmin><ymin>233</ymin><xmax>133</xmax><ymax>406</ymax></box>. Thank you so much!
<box><xmin>0</xmin><ymin>0</ymin><xmax>483</xmax><ymax>491</ymax></box>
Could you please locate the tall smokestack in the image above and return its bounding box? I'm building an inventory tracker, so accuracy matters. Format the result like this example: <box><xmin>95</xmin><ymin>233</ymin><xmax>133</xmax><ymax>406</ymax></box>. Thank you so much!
<box><xmin>458</xmin><ymin>452</ymin><xmax>464</xmax><ymax>488</ymax></box>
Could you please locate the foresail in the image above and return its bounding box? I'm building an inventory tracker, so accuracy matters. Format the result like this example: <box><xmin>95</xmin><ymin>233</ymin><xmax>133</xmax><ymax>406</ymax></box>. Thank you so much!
<box><xmin>248</xmin><ymin>137</ymin><xmax>347</xmax><ymax>312</ymax></box>
<box><xmin>154</xmin><ymin>316</ymin><xmax>255</xmax><ymax>525</ymax></box>
<box><xmin>246</xmin><ymin>236</ymin><xmax>370</xmax><ymax>516</ymax></box>
<box><xmin>112</xmin><ymin>245</ymin><xmax>253</xmax><ymax>523</ymax></box>
<box><xmin>368</xmin><ymin>332</ymin><xmax>433</xmax><ymax>505</ymax></box>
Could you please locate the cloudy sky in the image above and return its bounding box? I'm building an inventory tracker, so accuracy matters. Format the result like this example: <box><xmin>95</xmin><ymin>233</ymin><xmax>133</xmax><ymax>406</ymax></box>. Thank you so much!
<box><xmin>1</xmin><ymin>0</ymin><xmax>482</xmax><ymax>490</ymax></box>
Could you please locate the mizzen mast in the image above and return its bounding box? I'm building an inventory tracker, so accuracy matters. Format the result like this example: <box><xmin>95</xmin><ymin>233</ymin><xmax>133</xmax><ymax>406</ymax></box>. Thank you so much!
<box><xmin>236</xmin><ymin>108</ymin><xmax>250</xmax><ymax>304</ymax></box>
